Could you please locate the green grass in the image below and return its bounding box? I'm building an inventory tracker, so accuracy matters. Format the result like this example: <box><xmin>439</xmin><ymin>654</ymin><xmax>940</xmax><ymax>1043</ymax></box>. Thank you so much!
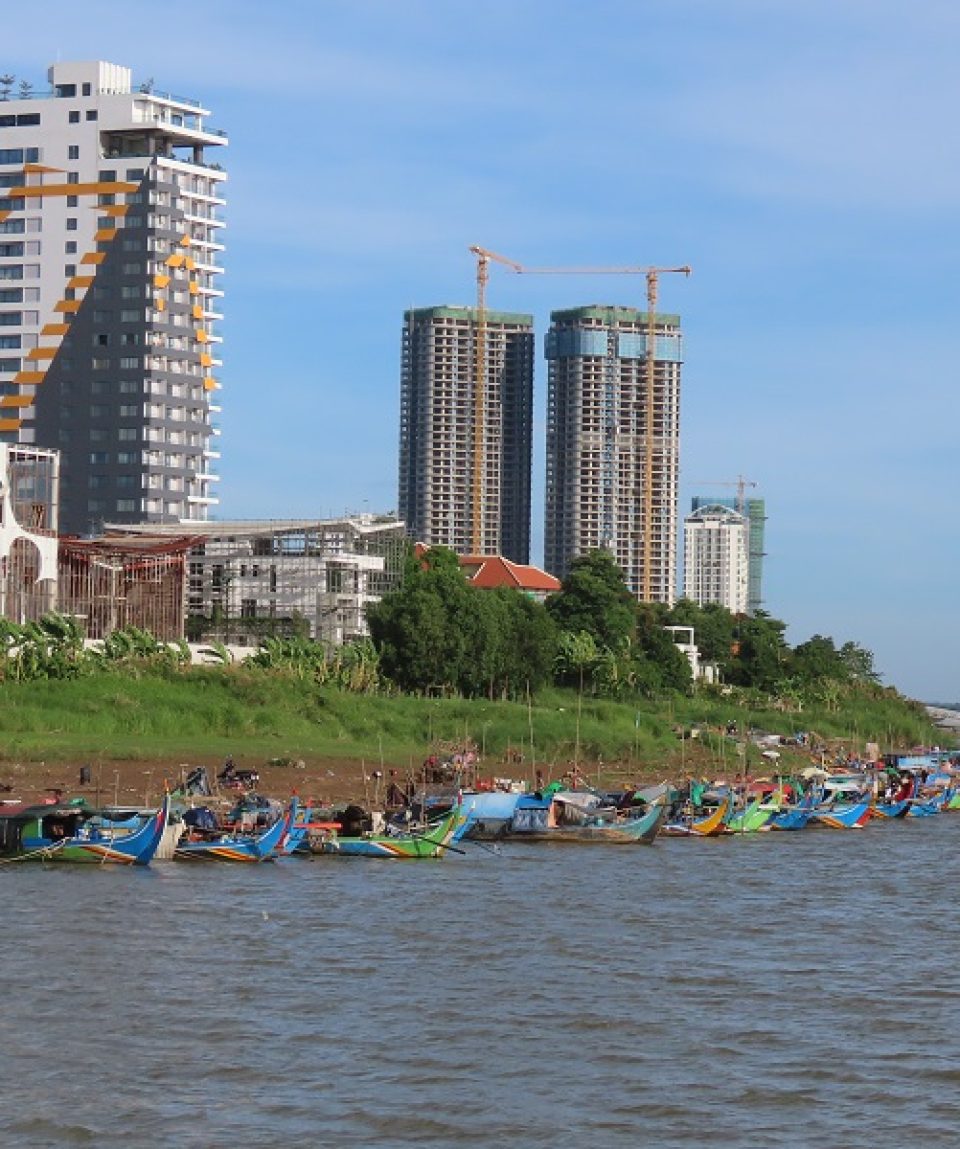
<box><xmin>0</xmin><ymin>668</ymin><xmax>943</xmax><ymax>773</ymax></box>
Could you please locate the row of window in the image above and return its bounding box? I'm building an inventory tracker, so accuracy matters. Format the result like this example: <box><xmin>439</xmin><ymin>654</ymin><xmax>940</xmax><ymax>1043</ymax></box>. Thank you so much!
<box><xmin>0</xmin><ymin>113</ymin><xmax>40</xmax><ymax>128</ymax></box>
<box><xmin>0</xmin><ymin>147</ymin><xmax>40</xmax><ymax>165</ymax></box>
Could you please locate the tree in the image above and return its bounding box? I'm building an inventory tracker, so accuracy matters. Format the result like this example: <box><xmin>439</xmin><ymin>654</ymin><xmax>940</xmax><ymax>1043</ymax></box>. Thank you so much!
<box><xmin>546</xmin><ymin>550</ymin><xmax>636</xmax><ymax>651</ymax></box>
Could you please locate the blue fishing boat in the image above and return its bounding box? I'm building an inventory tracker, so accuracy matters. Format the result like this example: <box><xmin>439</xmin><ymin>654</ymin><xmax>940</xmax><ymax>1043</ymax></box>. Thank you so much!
<box><xmin>308</xmin><ymin>804</ymin><xmax>465</xmax><ymax>858</ymax></box>
<box><xmin>0</xmin><ymin>794</ymin><xmax>171</xmax><ymax>865</ymax></box>
<box><xmin>770</xmin><ymin>792</ymin><xmax>818</xmax><ymax>831</ymax></box>
<box><xmin>508</xmin><ymin>791</ymin><xmax>665</xmax><ymax>843</ymax></box>
<box><xmin>174</xmin><ymin>798</ymin><xmax>296</xmax><ymax>862</ymax></box>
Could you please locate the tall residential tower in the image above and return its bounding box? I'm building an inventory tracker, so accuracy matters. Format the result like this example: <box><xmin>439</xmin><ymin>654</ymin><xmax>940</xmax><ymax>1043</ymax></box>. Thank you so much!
<box><xmin>544</xmin><ymin>305</ymin><xmax>683</xmax><ymax>601</ymax></box>
<box><xmin>690</xmin><ymin>493</ymin><xmax>766</xmax><ymax>614</ymax></box>
<box><xmin>683</xmin><ymin>502</ymin><xmax>750</xmax><ymax>614</ymax></box>
<box><xmin>399</xmin><ymin>305</ymin><xmax>534</xmax><ymax>562</ymax></box>
<box><xmin>0</xmin><ymin>60</ymin><xmax>226</xmax><ymax>535</ymax></box>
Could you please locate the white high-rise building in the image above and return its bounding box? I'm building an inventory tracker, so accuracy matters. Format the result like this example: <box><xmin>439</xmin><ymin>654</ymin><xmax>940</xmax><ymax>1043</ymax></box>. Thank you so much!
<box><xmin>683</xmin><ymin>503</ymin><xmax>749</xmax><ymax>614</ymax></box>
<box><xmin>0</xmin><ymin>60</ymin><xmax>226</xmax><ymax>535</ymax></box>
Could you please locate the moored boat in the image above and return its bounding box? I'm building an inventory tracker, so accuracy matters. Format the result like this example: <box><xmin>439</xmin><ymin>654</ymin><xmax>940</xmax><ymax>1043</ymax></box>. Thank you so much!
<box><xmin>308</xmin><ymin>804</ymin><xmax>465</xmax><ymax>858</ymax></box>
<box><xmin>173</xmin><ymin>798</ymin><xmax>296</xmax><ymax>862</ymax></box>
<box><xmin>0</xmin><ymin>793</ymin><xmax>171</xmax><ymax>865</ymax></box>
<box><xmin>507</xmin><ymin>791</ymin><xmax>665</xmax><ymax>844</ymax></box>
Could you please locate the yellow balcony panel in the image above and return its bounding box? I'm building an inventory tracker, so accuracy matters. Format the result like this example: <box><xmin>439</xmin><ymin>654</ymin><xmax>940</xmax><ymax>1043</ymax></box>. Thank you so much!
<box><xmin>180</xmin><ymin>235</ymin><xmax>192</xmax><ymax>247</ymax></box>
<box><xmin>13</xmin><ymin>180</ymin><xmax>138</xmax><ymax>199</ymax></box>
<box><xmin>80</xmin><ymin>252</ymin><xmax>106</xmax><ymax>266</ymax></box>
<box><xmin>94</xmin><ymin>228</ymin><xmax>118</xmax><ymax>242</ymax></box>
<box><xmin>0</xmin><ymin>212</ymin><xmax>8</xmax><ymax>223</ymax></box>
<box><xmin>26</xmin><ymin>346</ymin><xmax>58</xmax><ymax>360</ymax></box>
<box><xmin>98</xmin><ymin>204</ymin><xmax>129</xmax><ymax>218</ymax></box>
<box><xmin>185</xmin><ymin>257</ymin><xmax>195</xmax><ymax>271</ymax></box>
<box><xmin>153</xmin><ymin>273</ymin><xmax>171</xmax><ymax>289</ymax></box>
<box><xmin>203</xmin><ymin>377</ymin><xmax>219</xmax><ymax>391</ymax></box>
<box><xmin>188</xmin><ymin>282</ymin><xmax>199</xmax><ymax>295</ymax></box>
<box><xmin>14</xmin><ymin>371</ymin><xmax>47</xmax><ymax>385</ymax></box>
<box><xmin>0</xmin><ymin>395</ymin><xmax>34</xmax><ymax>408</ymax></box>
<box><xmin>54</xmin><ymin>300</ymin><xmax>81</xmax><ymax>314</ymax></box>
<box><xmin>24</xmin><ymin>163</ymin><xmax>63</xmax><ymax>174</ymax></box>
<box><xmin>166</xmin><ymin>253</ymin><xmax>185</xmax><ymax>269</ymax></box>
<box><xmin>41</xmin><ymin>323</ymin><xmax>70</xmax><ymax>336</ymax></box>
<box><xmin>0</xmin><ymin>418</ymin><xmax>22</xmax><ymax>432</ymax></box>
<box><xmin>192</xmin><ymin>305</ymin><xmax>204</xmax><ymax>319</ymax></box>
<box><xmin>195</xmin><ymin>330</ymin><xmax>209</xmax><ymax>343</ymax></box>
<box><xmin>155</xmin><ymin>298</ymin><xmax>166</xmax><ymax>312</ymax></box>
<box><xmin>199</xmin><ymin>353</ymin><xmax>213</xmax><ymax>368</ymax></box>
<box><xmin>68</xmin><ymin>275</ymin><xmax>95</xmax><ymax>289</ymax></box>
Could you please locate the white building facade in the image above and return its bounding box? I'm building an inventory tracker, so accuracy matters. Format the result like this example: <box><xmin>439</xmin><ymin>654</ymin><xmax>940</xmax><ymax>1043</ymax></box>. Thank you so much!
<box><xmin>683</xmin><ymin>503</ymin><xmax>749</xmax><ymax>614</ymax></box>
<box><xmin>0</xmin><ymin>60</ymin><xmax>226</xmax><ymax>535</ymax></box>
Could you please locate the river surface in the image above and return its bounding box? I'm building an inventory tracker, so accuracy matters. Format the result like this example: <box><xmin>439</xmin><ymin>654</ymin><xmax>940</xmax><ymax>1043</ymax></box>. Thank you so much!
<box><xmin>3</xmin><ymin>815</ymin><xmax>960</xmax><ymax>1148</ymax></box>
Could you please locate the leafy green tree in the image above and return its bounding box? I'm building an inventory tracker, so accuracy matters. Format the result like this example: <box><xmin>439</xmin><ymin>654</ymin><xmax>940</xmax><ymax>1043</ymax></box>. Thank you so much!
<box><xmin>546</xmin><ymin>550</ymin><xmax>636</xmax><ymax>651</ymax></box>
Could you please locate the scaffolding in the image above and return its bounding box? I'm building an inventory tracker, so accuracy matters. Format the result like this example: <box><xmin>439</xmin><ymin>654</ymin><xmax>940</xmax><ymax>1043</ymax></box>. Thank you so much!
<box><xmin>57</xmin><ymin>536</ymin><xmax>194</xmax><ymax>640</ymax></box>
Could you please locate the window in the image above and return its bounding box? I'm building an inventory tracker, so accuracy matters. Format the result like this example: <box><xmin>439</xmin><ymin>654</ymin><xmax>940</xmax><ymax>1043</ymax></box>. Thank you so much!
<box><xmin>117</xmin><ymin>428</ymin><xmax>137</xmax><ymax>441</ymax></box>
<box><xmin>99</xmin><ymin>169</ymin><xmax>116</xmax><ymax>182</ymax></box>
<box><xmin>92</xmin><ymin>333</ymin><xmax>110</xmax><ymax>346</ymax></box>
<box><xmin>116</xmin><ymin>499</ymin><xmax>137</xmax><ymax>512</ymax></box>
<box><xmin>65</xmin><ymin>241</ymin><xmax>77</xmax><ymax>254</ymax></box>
<box><xmin>90</xmin><ymin>380</ymin><xmax>109</xmax><ymax>395</ymax></box>
<box><xmin>0</xmin><ymin>219</ymin><xmax>25</xmax><ymax>234</ymax></box>
<box><xmin>93</xmin><ymin>309</ymin><xmax>112</xmax><ymax>323</ymax></box>
<box><xmin>91</xmin><ymin>357</ymin><xmax>110</xmax><ymax>370</ymax></box>
<box><xmin>0</xmin><ymin>288</ymin><xmax>22</xmax><ymax>302</ymax></box>
<box><xmin>121</xmin><ymin>285</ymin><xmax>143</xmax><ymax>299</ymax></box>
<box><xmin>64</xmin><ymin>264</ymin><xmax>76</xmax><ymax>277</ymax></box>
<box><xmin>24</xmin><ymin>242</ymin><xmax>40</xmax><ymax>256</ymax></box>
<box><xmin>118</xmin><ymin>379</ymin><xmax>140</xmax><ymax>394</ymax></box>
<box><xmin>0</xmin><ymin>336</ymin><xmax>21</xmax><ymax>349</ymax></box>
<box><xmin>0</xmin><ymin>149</ymin><xmax>24</xmax><ymax>165</ymax></box>
<box><xmin>86</xmin><ymin>110</ymin><xmax>98</xmax><ymax>122</ymax></box>
<box><xmin>68</xmin><ymin>145</ymin><xmax>79</xmax><ymax>160</ymax></box>
<box><xmin>22</xmin><ymin>311</ymin><xmax>38</xmax><ymax>325</ymax></box>
<box><xmin>89</xmin><ymin>404</ymin><xmax>107</xmax><ymax>418</ymax></box>
<box><xmin>120</xmin><ymin>309</ymin><xmax>141</xmax><ymax>323</ymax></box>
<box><xmin>126</xmin><ymin>168</ymin><xmax>145</xmax><ymax>181</ymax></box>
<box><xmin>66</xmin><ymin>218</ymin><xmax>77</xmax><ymax>231</ymax></box>
<box><xmin>25</xmin><ymin>218</ymin><xmax>41</xmax><ymax>234</ymax></box>
<box><xmin>89</xmin><ymin>452</ymin><xmax>109</xmax><ymax>464</ymax></box>
<box><xmin>0</xmin><ymin>243</ymin><xmax>24</xmax><ymax>257</ymax></box>
<box><xmin>117</xmin><ymin>451</ymin><xmax>138</xmax><ymax>464</ymax></box>
<box><xmin>0</xmin><ymin>267</ymin><xmax>23</xmax><ymax>280</ymax></box>
<box><xmin>119</xmin><ymin>356</ymin><xmax>140</xmax><ymax>368</ymax></box>
<box><xmin>67</xmin><ymin>195</ymin><xmax>77</xmax><ymax>207</ymax></box>
<box><xmin>82</xmin><ymin>83</ymin><xmax>91</xmax><ymax>97</ymax></box>
<box><xmin>0</xmin><ymin>312</ymin><xmax>20</xmax><ymax>325</ymax></box>
<box><xmin>121</xmin><ymin>332</ymin><xmax>139</xmax><ymax>346</ymax></box>
<box><xmin>122</xmin><ymin>263</ymin><xmax>141</xmax><ymax>275</ymax></box>
<box><xmin>57</xmin><ymin>85</ymin><xmax>77</xmax><ymax>98</ymax></box>
<box><xmin>66</xmin><ymin>172</ymin><xmax>79</xmax><ymax>184</ymax></box>
<box><xmin>119</xmin><ymin>404</ymin><xmax>139</xmax><ymax>417</ymax></box>
<box><xmin>116</xmin><ymin>475</ymin><xmax>136</xmax><ymax>490</ymax></box>
<box><xmin>25</xmin><ymin>265</ymin><xmax>39</xmax><ymax>279</ymax></box>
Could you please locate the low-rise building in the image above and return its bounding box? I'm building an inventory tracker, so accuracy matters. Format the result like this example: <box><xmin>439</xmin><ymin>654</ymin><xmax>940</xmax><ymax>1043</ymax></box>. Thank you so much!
<box><xmin>106</xmin><ymin>515</ymin><xmax>406</xmax><ymax>645</ymax></box>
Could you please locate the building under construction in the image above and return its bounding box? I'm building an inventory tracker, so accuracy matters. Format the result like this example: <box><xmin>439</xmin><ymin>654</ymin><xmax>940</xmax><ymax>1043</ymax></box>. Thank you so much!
<box><xmin>399</xmin><ymin>306</ymin><xmax>535</xmax><ymax>563</ymax></box>
<box><xmin>106</xmin><ymin>515</ymin><xmax>407</xmax><ymax>645</ymax></box>
<box><xmin>544</xmin><ymin>305</ymin><xmax>683</xmax><ymax>602</ymax></box>
<box><xmin>58</xmin><ymin>534</ymin><xmax>194</xmax><ymax>640</ymax></box>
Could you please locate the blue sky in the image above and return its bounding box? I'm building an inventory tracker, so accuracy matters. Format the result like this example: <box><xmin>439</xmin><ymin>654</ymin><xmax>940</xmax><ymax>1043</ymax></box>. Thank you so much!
<box><xmin>6</xmin><ymin>1</ymin><xmax>960</xmax><ymax>701</ymax></box>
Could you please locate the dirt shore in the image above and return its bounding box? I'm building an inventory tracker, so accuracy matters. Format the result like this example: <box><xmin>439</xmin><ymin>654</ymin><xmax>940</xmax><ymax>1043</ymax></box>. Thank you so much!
<box><xmin>0</xmin><ymin>750</ymin><xmax>682</xmax><ymax>811</ymax></box>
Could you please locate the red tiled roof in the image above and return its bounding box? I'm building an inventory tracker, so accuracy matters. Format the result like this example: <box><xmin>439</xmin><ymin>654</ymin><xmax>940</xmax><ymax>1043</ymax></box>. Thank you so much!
<box><xmin>459</xmin><ymin>554</ymin><xmax>561</xmax><ymax>592</ymax></box>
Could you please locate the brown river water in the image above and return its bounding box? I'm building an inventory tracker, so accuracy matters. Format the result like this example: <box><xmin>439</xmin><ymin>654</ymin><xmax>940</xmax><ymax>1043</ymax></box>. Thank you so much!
<box><xmin>3</xmin><ymin>814</ymin><xmax>959</xmax><ymax>1148</ymax></box>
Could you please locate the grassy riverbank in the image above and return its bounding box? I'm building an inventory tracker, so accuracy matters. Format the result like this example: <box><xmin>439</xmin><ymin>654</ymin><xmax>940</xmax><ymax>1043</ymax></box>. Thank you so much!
<box><xmin>0</xmin><ymin>666</ymin><xmax>941</xmax><ymax>773</ymax></box>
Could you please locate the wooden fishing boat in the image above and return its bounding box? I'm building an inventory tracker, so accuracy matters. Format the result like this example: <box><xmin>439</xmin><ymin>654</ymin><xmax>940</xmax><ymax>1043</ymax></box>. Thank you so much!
<box><xmin>810</xmin><ymin>795</ymin><xmax>873</xmax><ymax>829</ymax></box>
<box><xmin>0</xmin><ymin>794</ymin><xmax>170</xmax><ymax>865</ymax></box>
<box><xmin>508</xmin><ymin>793</ymin><xmax>665</xmax><ymax>844</ymax></box>
<box><xmin>770</xmin><ymin>792</ymin><xmax>818</xmax><ymax>831</ymax></box>
<box><xmin>724</xmin><ymin>795</ymin><xmax>780</xmax><ymax>834</ymax></box>
<box><xmin>308</xmin><ymin>805</ymin><xmax>464</xmax><ymax>858</ymax></box>
<box><xmin>662</xmin><ymin>793</ymin><xmax>732</xmax><ymax>837</ymax></box>
<box><xmin>173</xmin><ymin>798</ymin><xmax>296</xmax><ymax>862</ymax></box>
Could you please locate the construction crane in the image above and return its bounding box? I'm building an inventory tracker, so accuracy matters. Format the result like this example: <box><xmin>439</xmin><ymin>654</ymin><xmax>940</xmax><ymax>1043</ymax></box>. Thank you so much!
<box><xmin>468</xmin><ymin>246</ymin><xmax>690</xmax><ymax>598</ymax></box>
<box><xmin>693</xmin><ymin>475</ymin><xmax>758</xmax><ymax>515</ymax></box>
<box><xmin>468</xmin><ymin>247</ymin><xmax>524</xmax><ymax>553</ymax></box>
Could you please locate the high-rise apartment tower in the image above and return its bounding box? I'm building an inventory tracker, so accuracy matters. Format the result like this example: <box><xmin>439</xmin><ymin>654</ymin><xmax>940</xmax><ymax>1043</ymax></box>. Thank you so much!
<box><xmin>683</xmin><ymin>502</ymin><xmax>749</xmax><ymax>614</ymax></box>
<box><xmin>544</xmin><ymin>305</ymin><xmax>683</xmax><ymax>601</ymax></box>
<box><xmin>0</xmin><ymin>60</ymin><xmax>226</xmax><ymax>535</ymax></box>
<box><xmin>399</xmin><ymin>305</ymin><xmax>534</xmax><ymax>562</ymax></box>
<box><xmin>691</xmin><ymin>493</ymin><xmax>766</xmax><ymax>614</ymax></box>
